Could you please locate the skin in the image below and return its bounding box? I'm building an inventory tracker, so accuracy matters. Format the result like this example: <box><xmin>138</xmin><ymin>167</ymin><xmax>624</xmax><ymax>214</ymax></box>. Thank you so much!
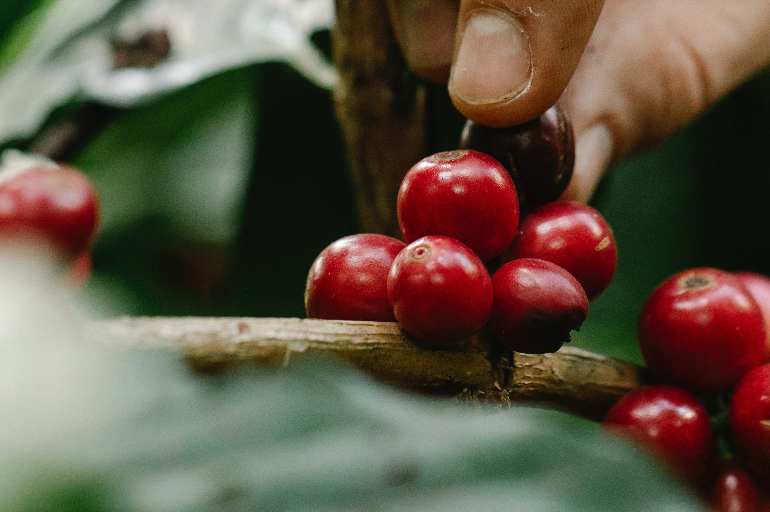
<box><xmin>384</xmin><ymin>0</ymin><xmax>770</xmax><ymax>202</ymax></box>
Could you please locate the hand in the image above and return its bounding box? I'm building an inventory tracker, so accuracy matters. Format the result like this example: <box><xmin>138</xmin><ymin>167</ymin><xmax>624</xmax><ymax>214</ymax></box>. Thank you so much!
<box><xmin>385</xmin><ymin>0</ymin><xmax>770</xmax><ymax>202</ymax></box>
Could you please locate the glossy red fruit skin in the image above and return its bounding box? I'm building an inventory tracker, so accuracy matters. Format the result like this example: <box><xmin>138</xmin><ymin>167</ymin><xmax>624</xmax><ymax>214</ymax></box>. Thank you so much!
<box><xmin>387</xmin><ymin>236</ymin><xmax>493</xmax><ymax>344</ymax></box>
<box><xmin>603</xmin><ymin>386</ymin><xmax>718</xmax><ymax>485</ymax></box>
<box><xmin>489</xmin><ymin>258</ymin><xmax>588</xmax><ymax>354</ymax></box>
<box><xmin>397</xmin><ymin>150</ymin><xmax>519</xmax><ymax>261</ymax></box>
<box><xmin>503</xmin><ymin>201</ymin><xmax>617</xmax><ymax>300</ymax></box>
<box><xmin>305</xmin><ymin>234</ymin><xmax>405</xmax><ymax>322</ymax></box>
<box><xmin>735</xmin><ymin>272</ymin><xmax>770</xmax><ymax>362</ymax></box>
<box><xmin>730</xmin><ymin>364</ymin><xmax>770</xmax><ymax>483</ymax></box>
<box><xmin>0</xmin><ymin>165</ymin><xmax>100</xmax><ymax>260</ymax></box>
<box><xmin>638</xmin><ymin>268</ymin><xmax>765</xmax><ymax>395</ymax></box>
<box><xmin>708</xmin><ymin>460</ymin><xmax>763</xmax><ymax>512</ymax></box>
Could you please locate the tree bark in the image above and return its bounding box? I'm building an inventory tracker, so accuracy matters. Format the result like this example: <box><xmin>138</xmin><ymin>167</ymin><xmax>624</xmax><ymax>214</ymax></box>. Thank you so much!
<box><xmin>96</xmin><ymin>317</ymin><xmax>649</xmax><ymax>421</ymax></box>
<box><xmin>332</xmin><ymin>0</ymin><xmax>427</xmax><ymax>237</ymax></box>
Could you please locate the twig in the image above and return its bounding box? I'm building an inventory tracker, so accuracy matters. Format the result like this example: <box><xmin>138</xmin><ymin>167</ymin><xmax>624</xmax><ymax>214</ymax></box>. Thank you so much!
<box><xmin>95</xmin><ymin>317</ymin><xmax>649</xmax><ymax>421</ymax></box>
<box><xmin>332</xmin><ymin>0</ymin><xmax>427</xmax><ymax>237</ymax></box>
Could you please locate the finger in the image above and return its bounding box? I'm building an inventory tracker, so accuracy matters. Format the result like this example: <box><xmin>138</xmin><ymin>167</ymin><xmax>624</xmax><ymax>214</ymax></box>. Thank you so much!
<box><xmin>559</xmin><ymin>124</ymin><xmax>613</xmax><ymax>203</ymax></box>
<box><xmin>448</xmin><ymin>0</ymin><xmax>605</xmax><ymax>127</ymax></box>
<box><xmin>385</xmin><ymin>0</ymin><xmax>460</xmax><ymax>83</ymax></box>
<box><xmin>559</xmin><ymin>0</ymin><xmax>770</xmax><ymax>203</ymax></box>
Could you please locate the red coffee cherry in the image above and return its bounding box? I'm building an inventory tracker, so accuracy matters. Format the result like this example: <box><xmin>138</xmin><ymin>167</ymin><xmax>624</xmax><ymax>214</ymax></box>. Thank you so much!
<box><xmin>489</xmin><ymin>258</ymin><xmax>588</xmax><ymax>354</ymax></box>
<box><xmin>735</xmin><ymin>272</ymin><xmax>770</xmax><ymax>362</ymax></box>
<box><xmin>603</xmin><ymin>386</ymin><xmax>718</xmax><ymax>485</ymax></box>
<box><xmin>730</xmin><ymin>364</ymin><xmax>770</xmax><ymax>483</ymax></box>
<box><xmin>638</xmin><ymin>268</ymin><xmax>765</xmax><ymax>395</ymax></box>
<box><xmin>397</xmin><ymin>150</ymin><xmax>519</xmax><ymax>261</ymax></box>
<box><xmin>305</xmin><ymin>234</ymin><xmax>405</xmax><ymax>322</ymax></box>
<box><xmin>0</xmin><ymin>164</ymin><xmax>100</xmax><ymax>260</ymax></box>
<box><xmin>459</xmin><ymin>104</ymin><xmax>574</xmax><ymax>215</ymax></box>
<box><xmin>503</xmin><ymin>201</ymin><xmax>617</xmax><ymax>300</ymax></box>
<box><xmin>708</xmin><ymin>460</ymin><xmax>763</xmax><ymax>512</ymax></box>
<box><xmin>387</xmin><ymin>236</ymin><xmax>493</xmax><ymax>344</ymax></box>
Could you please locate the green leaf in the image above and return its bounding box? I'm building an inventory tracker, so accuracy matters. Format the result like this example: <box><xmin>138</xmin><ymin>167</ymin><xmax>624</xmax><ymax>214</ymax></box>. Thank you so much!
<box><xmin>0</xmin><ymin>0</ymin><xmax>335</xmax><ymax>144</ymax></box>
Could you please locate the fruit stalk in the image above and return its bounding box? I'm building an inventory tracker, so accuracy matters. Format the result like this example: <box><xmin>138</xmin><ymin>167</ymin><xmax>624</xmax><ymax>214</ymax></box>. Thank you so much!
<box><xmin>96</xmin><ymin>316</ymin><xmax>650</xmax><ymax>421</ymax></box>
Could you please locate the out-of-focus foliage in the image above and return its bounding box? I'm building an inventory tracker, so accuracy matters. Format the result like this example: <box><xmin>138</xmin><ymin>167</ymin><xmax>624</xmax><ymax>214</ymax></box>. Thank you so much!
<box><xmin>0</xmin><ymin>0</ymin><xmax>335</xmax><ymax>144</ymax></box>
<box><xmin>0</xmin><ymin>253</ymin><xmax>706</xmax><ymax>511</ymax></box>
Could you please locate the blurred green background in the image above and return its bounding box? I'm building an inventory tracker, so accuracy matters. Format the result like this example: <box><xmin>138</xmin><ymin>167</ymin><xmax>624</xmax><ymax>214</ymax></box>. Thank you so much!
<box><xmin>2</xmin><ymin>0</ymin><xmax>770</xmax><ymax>369</ymax></box>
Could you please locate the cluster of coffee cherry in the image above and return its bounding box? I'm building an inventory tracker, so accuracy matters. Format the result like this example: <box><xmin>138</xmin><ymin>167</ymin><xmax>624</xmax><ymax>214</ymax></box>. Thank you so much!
<box><xmin>306</xmin><ymin>103</ymin><xmax>770</xmax><ymax>509</ymax></box>
<box><xmin>0</xmin><ymin>152</ymin><xmax>100</xmax><ymax>287</ymax></box>
<box><xmin>305</xmin><ymin>104</ymin><xmax>617</xmax><ymax>355</ymax></box>
<box><xmin>603</xmin><ymin>268</ymin><xmax>770</xmax><ymax>510</ymax></box>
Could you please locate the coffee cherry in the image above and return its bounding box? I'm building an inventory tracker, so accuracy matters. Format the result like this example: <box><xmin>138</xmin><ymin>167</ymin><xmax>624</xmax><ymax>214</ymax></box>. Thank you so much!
<box><xmin>459</xmin><ymin>104</ymin><xmax>574</xmax><ymax>214</ymax></box>
<box><xmin>305</xmin><ymin>234</ymin><xmax>405</xmax><ymax>322</ymax></box>
<box><xmin>708</xmin><ymin>460</ymin><xmax>763</xmax><ymax>512</ymax></box>
<box><xmin>0</xmin><ymin>164</ymin><xmax>100</xmax><ymax>260</ymax></box>
<box><xmin>730</xmin><ymin>364</ymin><xmax>770</xmax><ymax>483</ymax></box>
<box><xmin>489</xmin><ymin>258</ymin><xmax>588</xmax><ymax>354</ymax></box>
<box><xmin>603</xmin><ymin>386</ymin><xmax>718</xmax><ymax>485</ymax></box>
<box><xmin>638</xmin><ymin>268</ymin><xmax>765</xmax><ymax>395</ymax></box>
<box><xmin>503</xmin><ymin>201</ymin><xmax>617</xmax><ymax>300</ymax></box>
<box><xmin>397</xmin><ymin>150</ymin><xmax>519</xmax><ymax>261</ymax></box>
<box><xmin>734</xmin><ymin>272</ymin><xmax>770</xmax><ymax>362</ymax></box>
<box><xmin>387</xmin><ymin>236</ymin><xmax>493</xmax><ymax>344</ymax></box>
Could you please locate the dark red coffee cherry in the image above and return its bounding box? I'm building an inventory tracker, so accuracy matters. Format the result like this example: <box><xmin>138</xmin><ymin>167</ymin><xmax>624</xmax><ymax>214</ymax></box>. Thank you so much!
<box><xmin>0</xmin><ymin>164</ymin><xmax>100</xmax><ymax>260</ymax></box>
<box><xmin>735</xmin><ymin>272</ymin><xmax>770</xmax><ymax>362</ymax></box>
<box><xmin>387</xmin><ymin>235</ymin><xmax>493</xmax><ymax>344</ymax></box>
<box><xmin>305</xmin><ymin>234</ymin><xmax>405</xmax><ymax>321</ymax></box>
<box><xmin>397</xmin><ymin>150</ymin><xmax>519</xmax><ymax>261</ymax></box>
<box><xmin>708</xmin><ymin>460</ymin><xmax>763</xmax><ymax>512</ymax></box>
<box><xmin>603</xmin><ymin>386</ymin><xmax>718</xmax><ymax>485</ymax></box>
<box><xmin>489</xmin><ymin>258</ymin><xmax>588</xmax><ymax>354</ymax></box>
<box><xmin>638</xmin><ymin>268</ymin><xmax>765</xmax><ymax>395</ymax></box>
<box><xmin>459</xmin><ymin>104</ymin><xmax>574</xmax><ymax>214</ymax></box>
<box><xmin>503</xmin><ymin>201</ymin><xmax>617</xmax><ymax>300</ymax></box>
<box><xmin>730</xmin><ymin>364</ymin><xmax>770</xmax><ymax>483</ymax></box>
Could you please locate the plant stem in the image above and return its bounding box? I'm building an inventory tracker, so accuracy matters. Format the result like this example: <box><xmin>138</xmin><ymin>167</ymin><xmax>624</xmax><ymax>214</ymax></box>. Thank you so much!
<box><xmin>332</xmin><ymin>0</ymin><xmax>428</xmax><ymax>237</ymax></box>
<box><xmin>95</xmin><ymin>316</ymin><xmax>649</xmax><ymax>421</ymax></box>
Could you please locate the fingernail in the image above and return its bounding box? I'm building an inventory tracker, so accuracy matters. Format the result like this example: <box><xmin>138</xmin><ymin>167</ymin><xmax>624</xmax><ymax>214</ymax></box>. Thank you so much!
<box><xmin>449</xmin><ymin>10</ymin><xmax>532</xmax><ymax>104</ymax></box>
<box><xmin>401</xmin><ymin>0</ymin><xmax>456</xmax><ymax>72</ymax></box>
<box><xmin>561</xmin><ymin>124</ymin><xmax>614</xmax><ymax>203</ymax></box>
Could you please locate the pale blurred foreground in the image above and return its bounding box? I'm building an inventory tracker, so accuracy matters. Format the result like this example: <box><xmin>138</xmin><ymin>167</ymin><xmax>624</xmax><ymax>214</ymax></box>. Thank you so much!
<box><xmin>0</xmin><ymin>247</ymin><xmax>706</xmax><ymax>511</ymax></box>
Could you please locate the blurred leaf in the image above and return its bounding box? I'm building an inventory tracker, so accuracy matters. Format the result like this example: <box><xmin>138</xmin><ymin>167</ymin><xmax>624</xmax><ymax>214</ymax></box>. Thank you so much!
<box><xmin>75</xmin><ymin>68</ymin><xmax>257</xmax><ymax>244</ymax></box>
<box><xmin>0</xmin><ymin>0</ymin><xmax>51</xmax><ymax>69</ymax></box>
<box><xmin>0</xmin><ymin>239</ymin><xmax>709</xmax><ymax>512</ymax></box>
<box><xmin>0</xmin><ymin>0</ymin><xmax>336</xmax><ymax>144</ymax></box>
